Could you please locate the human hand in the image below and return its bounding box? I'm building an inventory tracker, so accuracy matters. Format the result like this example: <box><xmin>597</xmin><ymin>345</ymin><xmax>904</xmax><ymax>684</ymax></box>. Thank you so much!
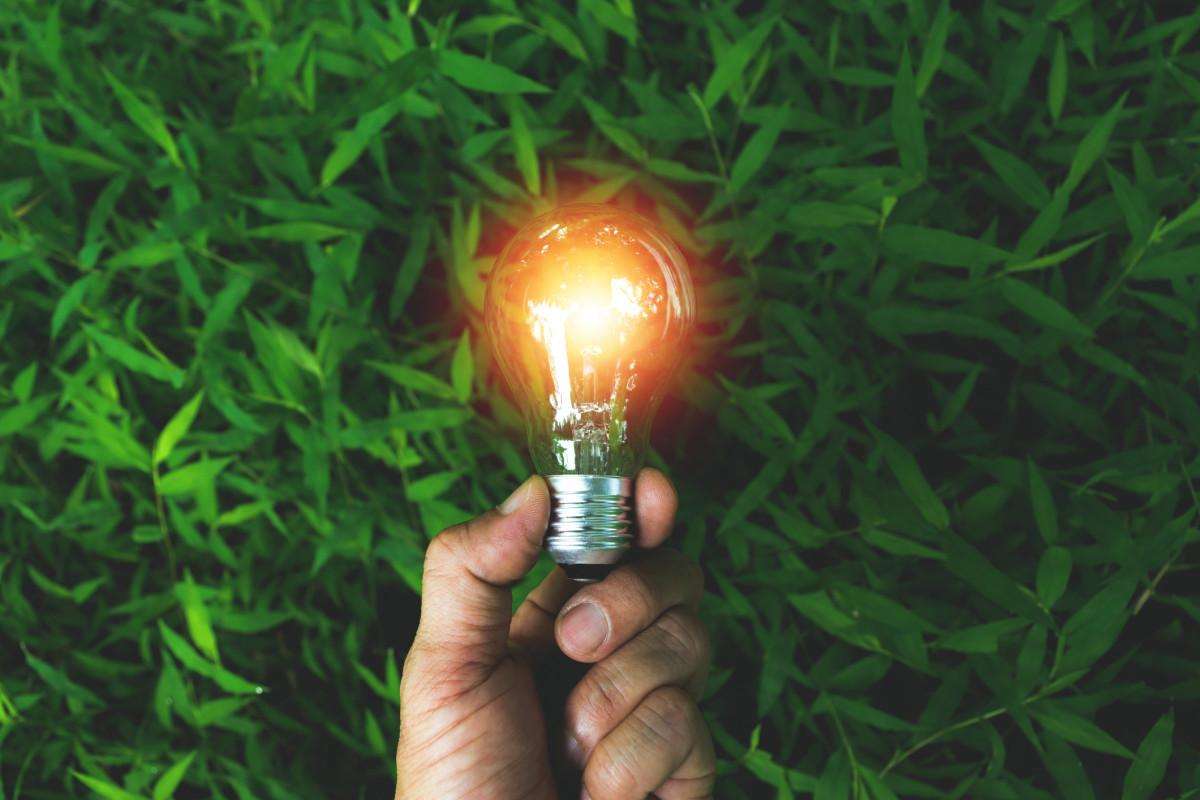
<box><xmin>394</xmin><ymin>468</ymin><xmax>714</xmax><ymax>799</ymax></box>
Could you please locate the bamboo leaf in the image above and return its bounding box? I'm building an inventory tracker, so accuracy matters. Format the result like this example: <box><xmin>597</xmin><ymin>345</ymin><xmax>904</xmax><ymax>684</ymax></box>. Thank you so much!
<box><xmin>154</xmin><ymin>390</ymin><xmax>205</xmax><ymax>466</ymax></box>
<box><xmin>439</xmin><ymin>50</ymin><xmax>550</xmax><ymax>94</ymax></box>
<box><xmin>102</xmin><ymin>67</ymin><xmax>181</xmax><ymax>166</ymax></box>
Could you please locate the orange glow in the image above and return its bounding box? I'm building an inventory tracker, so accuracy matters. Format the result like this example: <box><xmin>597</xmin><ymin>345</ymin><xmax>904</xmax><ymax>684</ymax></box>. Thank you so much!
<box><xmin>484</xmin><ymin>204</ymin><xmax>695</xmax><ymax>475</ymax></box>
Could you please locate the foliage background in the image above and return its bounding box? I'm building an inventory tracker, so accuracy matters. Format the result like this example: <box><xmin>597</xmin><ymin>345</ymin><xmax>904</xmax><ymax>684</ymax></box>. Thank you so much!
<box><xmin>1</xmin><ymin>0</ymin><xmax>1199</xmax><ymax>797</ymax></box>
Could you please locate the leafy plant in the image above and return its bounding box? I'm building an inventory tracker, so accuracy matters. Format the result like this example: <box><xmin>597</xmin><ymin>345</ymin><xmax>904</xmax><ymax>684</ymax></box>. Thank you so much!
<box><xmin>1</xmin><ymin>0</ymin><xmax>1197</xmax><ymax>798</ymax></box>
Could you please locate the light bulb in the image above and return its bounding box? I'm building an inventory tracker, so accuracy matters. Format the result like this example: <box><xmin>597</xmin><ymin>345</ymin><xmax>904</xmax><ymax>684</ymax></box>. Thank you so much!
<box><xmin>484</xmin><ymin>204</ymin><xmax>696</xmax><ymax>581</ymax></box>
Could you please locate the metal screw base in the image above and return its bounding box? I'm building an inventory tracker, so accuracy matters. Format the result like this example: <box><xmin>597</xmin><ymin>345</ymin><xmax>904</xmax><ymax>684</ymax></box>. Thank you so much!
<box><xmin>544</xmin><ymin>474</ymin><xmax>633</xmax><ymax>581</ymax></box>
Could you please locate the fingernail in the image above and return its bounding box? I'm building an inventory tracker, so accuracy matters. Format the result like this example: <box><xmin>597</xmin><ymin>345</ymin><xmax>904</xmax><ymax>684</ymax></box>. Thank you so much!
<box><xmin>498</xmin><ymin>477</ymin><xmax>531</xmax><ymax>515</ymax></box>
<box><xmin>560</xmin><ymin>602</ymin><xmax>608</xmax><ymax>655</ymax></box>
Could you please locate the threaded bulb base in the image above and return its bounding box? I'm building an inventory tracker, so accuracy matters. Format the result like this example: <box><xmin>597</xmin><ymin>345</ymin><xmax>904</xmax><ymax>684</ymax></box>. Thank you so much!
<box><xmin>544</xmin><ymin>474</ymin><xmax>633</xmax><ymax>581</ymax></box>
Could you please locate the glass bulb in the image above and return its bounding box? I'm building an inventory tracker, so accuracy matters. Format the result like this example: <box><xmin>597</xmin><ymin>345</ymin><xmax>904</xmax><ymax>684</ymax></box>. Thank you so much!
<box><xmin>485</xmin><ymin>204</ymin><xmax>695</xmax><ymax>579</ymax></box>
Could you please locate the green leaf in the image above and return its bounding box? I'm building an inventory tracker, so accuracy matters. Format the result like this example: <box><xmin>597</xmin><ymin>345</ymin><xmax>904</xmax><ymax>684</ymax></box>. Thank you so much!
<box><xmin>320</xmin><ymin>99</ymin><xmax>406</xmax><ymax>189</ymax></box>
<box><xmin>1061</xmin><ymin>92</ymin><xmax>1127</xmax><ymax>195</ymax></box>
<box><xmin>1042</xmin><ymin>733</ymin><xmax>1097</xmax><ymax>800</ymax></box>
<box><xmin>1001</xmin><ymin>22</ymin><xmax>1048</xmax><ymax>113</ymax></box>
<box><xmin>534</xmin><ymin>11</ymin><xmax>589</xmax><ymax>63</ymax></box>
<box><xmin>1106</xmin><ymin>165</ymin><xmax>1153</xmax><ymax>245</ymax></box>
<box><xmin>882</xmin><ymin>225</ymin><xmax>1011</xmax><ymax>268</ymax></box>
<box><xmin>50</xmin><ymin>274</ymin><xmax>96</xmax><ymax>339</ymax></box>
<box><xmin>154</xmin><ymin>390</ymin><xmax>205</xmax><ymax>466</ymax></box>
<box><xmin>645</xmin><ymin>158</ymin><xmax>719</xmax><ymax>184</ymax></box>
<box><xmin>942</xmin><ymin>531</ymin><xmax>1053</xmax><ymax>627</ymax></box>
<box><xmin>83</xmin><ymin>325</ymin><xmax>185</xmax><ymax>388</ymax></box>
<box><xmin>1032</xmin><ymin>705</ymin><xmax>1136</xmax><ymax>758</ymax></box>
<box><xmin>1122</xmin><ymin>711</ymin><xmax>1174</xmax><ymax>800</ymax></box>
<box><xmin>729</xmin><ymin>104</ymin><xmax>788</xmax><ymax>193</ymax></box>
<box><xmin>451</xmin><ymin>329</ymin><xmax>473</xmax><ymax>404</ymax></box>
<box><xmin>702</xmin><ymin>15</ymin><xmax>777</xmax><ymax>108</ymax></box>
<box><xmin>861</xmin><ymin>529</ymin><xmax>946</xmax><ymax>560</ymax></box>
<box><xmin>1074</xmin><ymin>342</ymin><xmax>1148</xmax><ymax>388</ymax></box>
<box><xmin>1131</xmin><ymin>245</ymin><xmax>1200</xmax><ymax>281</ymax></box>
<box><xmin>865</xmin><ymin>421</ymin><xmax>948</xmax><ymax>530</ymax></box>
<box><xmin>8</xmin><ymin>135</ymin><xmax>125</xmax><ymax>172</ymax></box>
<box><xmin>720</xmin><ymin>455</ymin><xmax>789</xmax><ymax>533</ymax></box>
<box><xmin>970</xmin><ymin>135</ymin><xmax>1052</xmax><ymax>210</ymax></box>
<box><xmin>1048</xmin><ymin>33</ymin><xmax>1067</xmax><ymax>124</ymax></box>
<box><xmin>507</xmin><ymin>97</ymin><xmax>540</xmax><ymax>195</ymax></box>
<box><xmin>1015</xmin><ymin>189</ymin><xmax>1069</xmax><ymax>258</ymax></box>
<box><xmin>102</xmin><ymin>67</ymin><xmax>181</xmax><ymax>166</ymax></box>
<box><xmin>0</xmin><ymin>394</ymin><xmax>54</xmax><ymax>437</ymax></box>
<box><xmin>70</xmin><ymin>771</ymin><xmax>145</xmax><ymax>800</ymax></box>
<box><xmin>177</xmin><ymin>570</ymin><xmax>219</xmax><ymax>663</ymax></box>
<box><xmin>580</xmin><ymin>0</ymin><xmax>637</xmax><ymax>44</ymax></box>
<box><xmin>1005</xmin><ymin>234</ymin><xmax>1104</xmax><ymax>273</ymax></box>
<box><xmin>838</xmin><ymin>584</ymin><xmax>939</xmax><ymax>634</ymax></box>
<box><xmin>1061</xmin><ymin>577</ymin><xmax>1137</xmax><ymax>671</ymax></box>
<box><xmin>157</xmin><ymin>457</ymin><xmax>234</xmax><ymax>496</ymax></box>
<box><xmin>580</xmin><ymin>96</ymin><xmax>646</xmax><ymax>162</ymax></box>
<box><xmin>1027</xmin><ymin>459</ymin><xmax>1058</xmax><ymax>544</ymax></box>
<box><xmin>915</xmin><ymin>0</ymin><xmax>951</xmax><ymax>97</ymax></box>
<box><xmin>366</xmin><ymin>360</ymin><xmax>455</xmax><ymax>399</ymax></box>
<box><xmin>248</xmin><ymin>222</ymin><xmax>350</xmax><ymax>242</ymax></box>
<box><xmin>199</xmin><ymin>274</ymin><xmax>253</xmax><ymax>344</ymax></box>
<box><xmin>788</xmin><ymin>202</ymin><xmax>878</xmax><ymax>228</ymax></box>
<box><xmin>152</xmin><ymin>752</ymin><xmax>196</xmax><ymax>800</ymax></box>
<box><xmin>891</xmin><ymin>46</ymin><xmax>926</xmax><ymax>174</ymax></box>
<box><xmin>268</xmin><ymin>322</ymin><xmax>323</xmax><ymax>380</ymax></box>
<box><xmin>439</xmin><ymin>50</ymin><xmax>550</xmax><ymax>94</ymax></box>
<box><xmin>1158</xmin><ymin>194</ymin><xmax>1200</xmax><ymax>239</ymax></box>
<box><xmin>12</xmin><ymin>362</ymin><xmax>37</xmax><ymax>403</ymax></box>
<box><xmin>158</xmin><ymin>622</ymin><xmax>263</xmax><ymax>695</ymax></box>
<box><xmin>1036</xmin><ymin>546</ymin><xmax>1072</xmax><ymax>608</ymax></box>
<box><xmin>1000</xmin><ymin>278</ymin><xmax>1092</xmax><ymax>338</ymax></box>
<box><xmin>788</xmin><ymin>591</ymin><xmax>875</xmax><ymax>651</ymax></box>
<box><xmin>107</xmin><ymin>240</ymin><xmax>181</xmax><ymax>269</ymax></box>
<box><xmin>390</xmin><ymin>215</ymin><xmax>433</xmax><ymax>319</ymax></box>
<box><xmin>934</xmin><ymin>365</ymin><xmax>982</xmax><ymax>431</ymax></box>
<box><xmin>937</xmin><ymin>619</ymin><xmax>1027</xmax><ymax>653</ymax></box>
<box><xmin>406</xmin><ymin>470</ymin><xmax>462</xmax><ymax>502</ymax></box>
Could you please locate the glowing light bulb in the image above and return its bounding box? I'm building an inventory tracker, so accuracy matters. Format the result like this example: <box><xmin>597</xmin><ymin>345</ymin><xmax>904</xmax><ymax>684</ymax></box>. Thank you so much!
<box><xmin>485</xmin><ymin>204</ymin><xmax>696</xmax><ymax>581</ymax></box>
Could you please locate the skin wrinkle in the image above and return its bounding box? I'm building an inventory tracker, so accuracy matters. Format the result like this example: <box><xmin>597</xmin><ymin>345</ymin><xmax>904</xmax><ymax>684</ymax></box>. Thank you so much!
<box><xmin>586</xmin><ymin>687</ymin><xmax>697</xmax><ymax>799</ymax></box>
<box><xmin>635</xmin><ymin>687</ymin><xmax>695</xmax><ymax>752</ymax></box>
<box><xmin>403</xmin><ymin>658</ymin><xmax>524</xmax><ymax>747</ymax></box>
<box><xmin>572</xmin><ymin>658</ymin><xmax>631</xmax><ymax>753</ymax></box>
<box><xmin>454</xmin><ymin>727</ymin><xmax>548</xmax><ymax>799</ymax></box>
<box><xmin>569</xmin><ymin>605</ymin><xmax>708</xmax><ymax>760</ymax></box>
<box><xmin>395</xmin><ymin>470</ymin><xmax>713</xmax><ymax>799</ymax></box>
<box><xmin>652</xmin><ymin>608</ymin><xmax>710</xmax><ymax>696</ymax></box>
<box><xmin>403</xmin><ymin>643</ymin><xmax>498</xmax><ymax>703</ymax></box>
<box><xmin>400</xmin><ymin>662</ymin><xmax>548</xmax><ymax>799</ymax></box>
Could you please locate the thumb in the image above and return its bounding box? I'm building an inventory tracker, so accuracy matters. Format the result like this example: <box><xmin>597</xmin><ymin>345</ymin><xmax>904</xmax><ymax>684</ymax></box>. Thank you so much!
<box><xmin>411</xmin><ymin>475</ymin><xmax>550</xmax><ymax>670</ymax></box>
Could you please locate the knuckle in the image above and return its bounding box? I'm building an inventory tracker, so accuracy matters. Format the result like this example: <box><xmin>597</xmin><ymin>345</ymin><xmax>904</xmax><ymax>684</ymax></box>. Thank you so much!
<box><xmin>571</xmin><ymin>663</ymin><xmax>629</xmax><ymax>739</ymax></box>
<box><xmin>609</xmin><ymin>566</ymin><xmax>659</xmax><ymax>622</ymax></box>
<box><xmin>656</xmin><ymin>607</ymin><xmax>710</xmax><ymax>669</ymax></box>
<box><xmin>638</xmin><ymin>685</ymin><xmax>698</xmax><ymax>746</ymax></box>
<box><xmin>423</xmin><ymin>530</ymin><xmax>461</xmax><ymax>573</ymax></box>
<box><xmin>584</xmin><ymin>741</ymin><xmax>641</xmax><ymax>800</ymax></box>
